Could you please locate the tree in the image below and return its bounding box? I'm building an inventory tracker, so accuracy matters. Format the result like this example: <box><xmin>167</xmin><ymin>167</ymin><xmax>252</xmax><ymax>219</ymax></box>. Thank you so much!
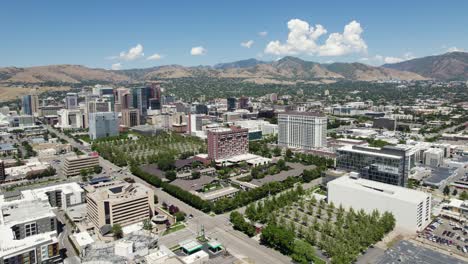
<box><xmin>153</xmin><ymin>194</ymin><xmax>158</xmax><ymax>204</ymax></box>
<box><xmin>174</xmin><ymin>211</ymin><xmax>186</xmax><ymax>222</ymax></box>
<box><xmin>191</xmin><ymin>170</ymin><xmax>201</xmax><ymax>179</ymax></box>
<box><xmin>452</xmin><ymin>189</ymin><xmax>458</xmax><ymax>196</ymax></box>
<box><xmin>460</xmin><ymin>191</ymin><xmax>468</xmax><ymax>200</ymax></box>
<box><xmin>443</xmin><ymin>185</ymin><xmax>450</xmax><ymax>196</ymax></box>
<box><xmin>260</xmin><ymin>224</ymin><xmax>294</xmax><ymax>255</ymax></box>
<box><xmin>273</xmin><ymin>147</ymin><xmax>282</xmax><ymax>157</ymax></box>
<box><xmin>285</xmin><ymin>149</ymin><xmax>293</xmax><ymax>160</ymax></box>
<box><xmin>291</xmin><ymin>240</ymin><xmax>316</xmax><ymax>264</ymax></box>
<box><xmin>80</xmin><ymin>169</ymin><xmax>88</xmax><ymax>177</ymax></box>
<box><xmin>143</xmin><ymin>219</ymin><xmax>153</xmax><ymax>231</ymax></box>
<box><xmin>93</xmin><ymin>165</ymin><xmax>103</xmax><ymax>174</ymax></box>
<box><xmin>230</xmin><ymin>211</ymin><xmax>255</xmax><ymax>237</ymax></box>
<box><xmin>165</xmin><ymin>170</ymin><xmax>177</xmax><ymax>181</ymax></box>
<box><xmin>112</xmin><ymin>224</ymin><xmax>123</xmax><ymax>239</ymax></box>
<box><xmin>277</xmin><ymin>159</ymin><xmax>287</xmax><ymax>171</ymax></box>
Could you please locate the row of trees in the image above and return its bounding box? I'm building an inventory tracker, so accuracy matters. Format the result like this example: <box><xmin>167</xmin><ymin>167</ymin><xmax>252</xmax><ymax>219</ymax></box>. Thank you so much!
<box><xmin>25</xmin><ymin>166</ymin><xmax>56</xmax><ymax>180</ymax></box>
<box><xmin>245</xmin><ymin>185</ymin><xmax>305</xmax><ymax>223</ymax></box>
<box><xmin>211</xmin><ymin>176</ymin><xmax>300</xmax><ymax>214</ymax></box>
<box><xmin>230</xmin><ymin>211</ymin><xmax>256</xmax><ymax>237</ymax></box>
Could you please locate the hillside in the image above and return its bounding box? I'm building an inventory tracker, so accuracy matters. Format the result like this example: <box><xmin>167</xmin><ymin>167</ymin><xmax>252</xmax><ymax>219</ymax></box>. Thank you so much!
<box><xmin>0</xmin><ymin>57</ymin><xmax>428</xmax><ymax>85</ymax></box>
<box><xmin>383</xmin><ymin>52</ymin><xmax>468</xmax><ymax>81</ymax></box>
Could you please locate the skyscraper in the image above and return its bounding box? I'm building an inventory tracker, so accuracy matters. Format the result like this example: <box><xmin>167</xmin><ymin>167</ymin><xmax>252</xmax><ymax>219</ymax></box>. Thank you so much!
<box><xmin>121</xmin><ymin>108</ymin><xmax>140</xmax><ymax>127</ymax></box>
<box><xmin>21</xmin><ymin>95</ymin><xmax>32</xmax><ymax>115</ymax></box>
<box><xmin>65</xmin><ymin>93</ymin><xmax>78</xmax><ymax>109</ymax></box>
<box><xmin>227</xmin><ymin>97</ymin><xmax>237</xmax><ymax>111</ymax></box>
<box><xmin>30</xmin><ymin>88</ymin><xmax>39</xmax><ymax>116</ymax></box>
<box><xmin>278</xmin><ymin>112</ymin><xmax>327</xmax><ymax>150</ymax></box>
<box><xmin>239</xmin><ymin>96</ymin><xmax>249</xmax><ymax>109</ymax></box>
<box><xmin>88</xmin><ymin>112</ymin><xmax>119</xmax><ymax>140</ymax></box>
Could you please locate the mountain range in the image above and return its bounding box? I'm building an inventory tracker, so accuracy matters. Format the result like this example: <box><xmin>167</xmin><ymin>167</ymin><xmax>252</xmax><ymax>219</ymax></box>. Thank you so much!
<box><xmin>0</xmin><ymin>52</ymin><xmax>467</xmax><ymax>85</ymax></box>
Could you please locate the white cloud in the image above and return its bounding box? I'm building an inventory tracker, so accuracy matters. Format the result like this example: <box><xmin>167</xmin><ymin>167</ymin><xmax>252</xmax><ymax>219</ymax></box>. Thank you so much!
<box><xmin>265</xmin><ymin>19</ymin><xmax>367</xmax><ymax>57</ymax></box>
<box><xmin>190</xmin><ymin>46</ymin><xmax>207</xmax><ymax>56</ymax></box>
<box><xmin>241</xmin><ymin>40</ymin><xmax>254</xmax><ymax>48</ymax></box>
<box><xmin>360</xmin><ymin>52</ymin><xmax>415</xmax><ymax>65</ymax></box>
<box><xmin>258</xmin><ymin>31</ymin><xmax>268</xmax><ymax>37</ymax></box>
<box><xmin>147</xmin><ymin>53</ymin><xmax>163</xmax><ymax>60</ymax></box>
<box><xmin>118</xmin><ymin>44</ymin><xmax>144</xmax><ymax>61</ymax></box>
<box><xmin>111</xmin><ymin>63</ymin><xmax>122</xmax><ymax>70</ymax></box>
<box><xmin>447</xmin><ymin>46</ymin><xmax>464</xmax><ymax>52</ymax></box>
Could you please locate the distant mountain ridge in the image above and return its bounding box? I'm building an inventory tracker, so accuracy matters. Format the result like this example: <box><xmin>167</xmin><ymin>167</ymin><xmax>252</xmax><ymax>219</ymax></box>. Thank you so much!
<box><xmin>383</xmin><ymin>52</ymin><xmax>468</xmax><ymax>81</ymax></box>
<box><xmin>3</xmin><ymin>54</ymin><xmax>457</xmax><ymax>85</ymax></box>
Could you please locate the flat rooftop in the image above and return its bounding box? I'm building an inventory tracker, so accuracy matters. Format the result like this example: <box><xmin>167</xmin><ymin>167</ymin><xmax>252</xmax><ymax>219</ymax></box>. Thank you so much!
<box><xmin>1</xmin><ymin>200</ymin><xmax>54</xmax><ymax>227</ymax></box>
<box><xmin>86</xmin><ymin>181</ymin><xmax>151</xmax><ymax>202</ymax></box>
<box><xmin>329</xmin><ymin>175</ymin><xmax>429</xmax><ymax>203</ymax></box>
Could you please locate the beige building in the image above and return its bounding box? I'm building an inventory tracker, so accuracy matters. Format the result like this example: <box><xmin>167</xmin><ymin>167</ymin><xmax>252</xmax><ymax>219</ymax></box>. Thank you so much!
<box><xmin>62</xmin><ymin>154</ymin><xmax>99</xmax><ymax>177</ymax></box>
<box><xmin>85</xmin><ymin>181</ymin><xmax>154</xmax><ymax>230</ymax></box>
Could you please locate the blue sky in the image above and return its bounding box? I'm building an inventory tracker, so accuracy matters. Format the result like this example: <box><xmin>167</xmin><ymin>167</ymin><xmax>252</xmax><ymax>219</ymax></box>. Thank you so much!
<box><xmin>1</xmin><ymin>0</ymin><xmax>467</xmax><ymax>69</ymax></box>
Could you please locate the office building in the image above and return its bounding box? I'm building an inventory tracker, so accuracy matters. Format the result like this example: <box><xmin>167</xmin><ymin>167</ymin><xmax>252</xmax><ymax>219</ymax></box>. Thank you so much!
<box><xmin>423</xmin><ymin>148</ymin><xmax>444</xmax><ymax>167</ymax></box>
<box><xmin>373</xmin><ymin>117</ymin><xmax>396</xmax><ymax>130</ymax></box>
<box><xmin>328</xmin><ymin>175</ymin><xmax>432</xmax><ymax>232</ymax></box>
<box><xmin>227</xmin><ymin>97</ymin><xmax>237</xmax><ymax>111</ymax></box>
<box><xmin>195</xmin><ymin>104</ymin><xmax>208</xmax><ymax>115</ymax></box>
<box><xmin>21</xmin><ymin>95</ymin><xmax>32</xmax><ymax>115</ymax></box>
<box><xmin>0</xmin><ymin>199</ymin><xmax>60</xmax><ymax>264</ymax></box>
<box><xmin>239</xmin><ymin>96</ymin><xmax>249</xmax><ymax>109</ymax></box>
<box><xmin>121</xmin><ymin>108</ymin><xmax>140</xmax><ymax>127</ymax></box>
<box><xmin>89</xmin><ymin>112</ymin><xmax>119</xmax><ymax>140</ymax></box>
<box><xmin>57</xmin><ymin>108</ymin><xmax>84</xmax><ymax>129</ymax></box>
<box><xmin>207</xmin><ymin>127</ymin><xmax>249</xmax><ymax>160</ymax></box>
<box><xmin>278</xmin><ymin>112</ymin><xmax>327</xmax><ymax>150</ymax></box>
<box><xmin>85</xmin><ymin>181</ymin><xmax>154</xmax><ymax>230</ymax></box>
<box><xmin>132</xmin><ymin>87</ymin><xmax>150</xmax><ymax>119</ymax></box>
<box><xmin>65</xmin><ymin>93</ymin><xmax>78</xmax><ymax>109</ymax></box>
<box><xmin>62</xmin><ymin>154</ymin><xmax>100</xmax><ymax>177</ymax></box>
<box><xmin>336</xmin><ymin>144</ymin><xmax>417</xmax><ymax>187</ymax></box>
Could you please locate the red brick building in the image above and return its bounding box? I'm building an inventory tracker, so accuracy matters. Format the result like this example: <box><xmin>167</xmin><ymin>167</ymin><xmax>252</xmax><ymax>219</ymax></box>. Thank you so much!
<box><xmin>207</xmin><ymin>127</ymin><xmax>249</xmax><ymax>160</ymax></box>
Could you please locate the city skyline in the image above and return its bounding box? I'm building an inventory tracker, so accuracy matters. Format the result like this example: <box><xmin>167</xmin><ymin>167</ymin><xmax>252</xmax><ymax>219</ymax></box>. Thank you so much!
<box><xmin>1</xmin><ymin>0</ymin><xmax>467</xmax><ymax>69</ymax></box>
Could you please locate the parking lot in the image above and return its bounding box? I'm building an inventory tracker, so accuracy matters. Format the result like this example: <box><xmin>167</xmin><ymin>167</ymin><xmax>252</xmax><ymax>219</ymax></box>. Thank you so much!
<box><xmin>421</xmin><ymin>216</ymin><xmax>468</xmax><ymax>256</ymax></box>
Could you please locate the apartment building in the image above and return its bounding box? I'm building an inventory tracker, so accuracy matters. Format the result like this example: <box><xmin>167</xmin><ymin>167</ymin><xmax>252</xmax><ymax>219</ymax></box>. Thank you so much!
<box><xmin>328</xmin><ymin>175</ymin><xmax>432</xmax><ymax>232</ymax></box>
<box><xmin>207</xmin><ymin>127</ymin><xmax>249</xmax><ymax>160</ymax></box>
<box><xmin>85</xmin><ymin>181</ymin><xmax>154</xmax><ymax>231</ymax></box>
<box><xmin>0</xmin><ymin>200</ymin><xmax>60</xmax><ymax>264</ymax></box>
<box><xmin>278</xmin><ymin>112</ymin><xmax>327</xmax><ymax>150</ymax></box>
<box><xmin>62</xmin><ymin>154</ymin><xmax>100</xmax><ymax>177</ymax></box>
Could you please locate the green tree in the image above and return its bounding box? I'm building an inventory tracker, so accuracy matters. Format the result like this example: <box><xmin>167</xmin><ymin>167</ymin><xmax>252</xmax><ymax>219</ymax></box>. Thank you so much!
<box><xmin>291</xmin><ymin>240</ymin><xmax>317</xmax><ymax>264</ymax></box>
<box><xmin>452</xmin><ymin>189</ymin><xmax>458</xmax><ymax>196</ymax></box>
<box><xmin>260</xmin><ymin>224</ymin><xmax>295</xmax><ymax>255</ymax></box>
<box><xmin>443</xmin><ymin>185</ymin><xmax>450</xmax><ymax>196</ymax></box>
<box><xmin>143</xmin><ymin>219</ymin><xmax>153</xmax><ymax>231</ymax></box>
<box><xmin>273</xmin><ymin>147</ymin><xmax>282</xmax><ymax>157</ymax></box>
<box><xmin>93</xmin><ymin>165</ymin><xmax>102</xmax><ymax>174</ymax></box>
<box><xmin>174</xmin><ymin>211</ymin><xmax>186</xmax><ymax>222</ymax></box>
<box><xmin>459</xmin><ymin>191</ymin><xmax>468</xmax><ymax>200</ymax></box>
<box><xmin>165</xmin><ymin>170</ymin><xmax>177</xmax><ymax>181</ymax></box>
<box><xmin>112</xmin><ymin>224</ymin><xmax>123</xmax><ymax>239</ymax></box>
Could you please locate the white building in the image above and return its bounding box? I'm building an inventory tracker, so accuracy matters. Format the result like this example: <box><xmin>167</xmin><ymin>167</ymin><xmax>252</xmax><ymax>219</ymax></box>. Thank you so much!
<box><xmin>327</xmin><ymin>175</ymin><xmax>431</xmax><ymax>233</ymax></box>
<box><xmin>278</xmin><ymin>112</ymin><xmax>327</xmax><ymax>150</ymax></box>
<box><xmin>423</xmin><ymin>148</ymin><xmax>444</xmax><ymax>167</ymax></box>
<box><xmin>57</xmin><ymin>108</ymin><xmax>84</xmax><ymax>129</ymax></box>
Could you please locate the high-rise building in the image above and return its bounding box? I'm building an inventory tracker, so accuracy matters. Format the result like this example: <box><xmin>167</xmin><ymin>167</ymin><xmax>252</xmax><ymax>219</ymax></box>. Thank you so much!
<box><xmin>89</xmin><ymin>112</ymin><xmax>119</xmax><ymax>140</ymax></box>
<box><xmin>65</xmin><ymin>93</ymin><xmax>78</xmax><ymax>109</ymax></box>
<box><xmin>0</xmin><ymin>159</ymin><xmax>5</xmax><ymax>182</ymax></box>
<box><xmin>336</xmin><ymin>144</ymin><xmax>417</xmax><ymax>187</ymax></box>
<box><xmin>207</xmin><ymin>127</ymin><xmax>249</xmax><ymax>160</ymax></box>
<box><xmin>30</xmin><ymin>88</ymin><xmax>40</xmax><ymax>116</ymax></box>
<box><xmin>278</xmin><ymin>112</ymin><xmax>327</xmax><ymax>150</ymax></box>
<box><xmin>328</xmin><ymin>175</ymin><xmax>431</xmax><ymax>232</ymax></box>
<box><xmin>57</xmin><ymin>109</ymin><xmax>84</xmax><ymax>129</ymax></box>
<box><xmin>195</xmin><ymin>104</ymin><xmax>208</xmax><ymax>115</ymax></box>
<box><xmin>239</xmin><ymin>96</ymin><xmax>249</xmax><ymax>109</ymax></box>
<box><xmin>85</xmin><ymin>181</ymin><xmax>154</xmax><ymax>230</ymax></box>
<box><xmin>132</xmin><ymin>87</ymin><xmax>150</xmax><ymax>119</ymax></box>
<box><xmin>21</xmin><ymin>95</ymin><xmax>32</xmax><ymax>115</ymax></box>
<box><xmin>121</xmin><ymin>108</ymin><xmax>140</xmax><ymax>127</ymax></box>
<box><xmin>227</xmin><ymin>97</ymin><xmax>237</xmax><ymax>111</ymax></box>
